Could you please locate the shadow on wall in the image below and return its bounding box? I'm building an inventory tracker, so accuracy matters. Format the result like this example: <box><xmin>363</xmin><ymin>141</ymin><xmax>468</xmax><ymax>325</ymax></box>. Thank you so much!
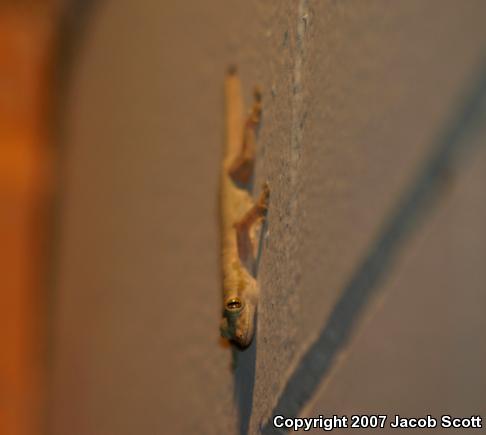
<box><xmin>234</xmin><ymin>331</ymin><xmax>257</xmax><ymax>435</ymax></box>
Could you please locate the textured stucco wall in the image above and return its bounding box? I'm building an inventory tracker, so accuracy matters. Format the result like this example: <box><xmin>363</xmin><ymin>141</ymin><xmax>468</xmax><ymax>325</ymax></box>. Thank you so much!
<box><xmin>50</xmin><ymin>1</ymin><xmax>486</xmax><ymax>434</ymax></box>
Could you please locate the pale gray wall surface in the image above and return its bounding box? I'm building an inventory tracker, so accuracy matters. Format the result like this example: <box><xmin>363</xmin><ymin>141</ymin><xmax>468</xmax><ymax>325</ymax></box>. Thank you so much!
<box><xmin>50</xmin><ymin>1</ymin><xmax>486</xmax><ymax>434</ymax></box>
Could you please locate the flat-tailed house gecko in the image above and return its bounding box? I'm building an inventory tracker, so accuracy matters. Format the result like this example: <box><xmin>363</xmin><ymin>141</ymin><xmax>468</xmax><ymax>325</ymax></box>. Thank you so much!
<box><xmin>219</xmin><ymin>67</ymin><xmax>269</xmax><ymax>349</ymax></box>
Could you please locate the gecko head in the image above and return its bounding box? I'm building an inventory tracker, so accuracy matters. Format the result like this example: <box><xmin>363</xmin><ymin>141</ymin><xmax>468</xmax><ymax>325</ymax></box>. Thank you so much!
<box><xmin>220</xmin><ymin>296</ymin><xmax>256</xmax><ymax>349</ymax></box>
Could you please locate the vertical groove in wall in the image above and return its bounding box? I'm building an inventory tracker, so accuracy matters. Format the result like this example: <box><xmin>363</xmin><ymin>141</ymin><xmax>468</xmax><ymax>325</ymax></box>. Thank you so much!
<box><xmin>289</xmin><ymin>0</ymin><xmax>308</xmax><ymax>183</ymax></box>
<box><xmin>259</xmin><ymin>1</ymin><xmax>309</xmax><ymax>431</ymax></box>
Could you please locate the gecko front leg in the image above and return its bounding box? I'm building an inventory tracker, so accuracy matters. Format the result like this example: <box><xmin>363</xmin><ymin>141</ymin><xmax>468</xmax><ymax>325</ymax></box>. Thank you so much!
<box><xmin>235</xmin><ymin>183</ymin><xmax>270</xmax><ymax>275</ymax></box>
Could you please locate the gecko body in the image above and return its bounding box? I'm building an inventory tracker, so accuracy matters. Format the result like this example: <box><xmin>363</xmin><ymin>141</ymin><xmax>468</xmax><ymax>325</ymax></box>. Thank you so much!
<box><xmin>220</xmin><ymin>68</ymin><xmax>269</xmax><ymax>349</ymax></box>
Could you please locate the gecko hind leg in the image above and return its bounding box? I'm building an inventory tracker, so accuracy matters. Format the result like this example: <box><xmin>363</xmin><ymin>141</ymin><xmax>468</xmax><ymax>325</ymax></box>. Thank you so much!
<box><xmin>234</xmin><ymin>183</ymin><xmax>270</xmax><ymax>276</ymax></box>
<box><xmin>229</xmin><ymin>87</ymin><xmax>262</xmax><ymax>187</ymax></box>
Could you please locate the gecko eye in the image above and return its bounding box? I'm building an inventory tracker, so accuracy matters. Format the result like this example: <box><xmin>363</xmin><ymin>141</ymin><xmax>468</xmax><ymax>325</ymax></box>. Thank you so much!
<box><xmin>225</xmin><ymin>297</ymin><xmax>243</xmax><ymax>312</ymax></box>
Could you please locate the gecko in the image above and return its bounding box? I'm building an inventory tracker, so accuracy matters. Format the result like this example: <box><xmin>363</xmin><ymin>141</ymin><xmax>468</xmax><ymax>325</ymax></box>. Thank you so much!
<box><xmin>220</xmin><ymin>66</ymin><xmax>270</xmax><ymax>349</ymax></box>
